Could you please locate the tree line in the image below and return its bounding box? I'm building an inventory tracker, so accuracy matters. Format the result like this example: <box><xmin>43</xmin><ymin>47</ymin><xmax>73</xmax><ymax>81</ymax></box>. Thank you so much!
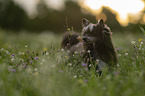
<box><xmin>0</xmin><ymin>0</ymin><xmax>144</xmax><ymax>33</ymax></box>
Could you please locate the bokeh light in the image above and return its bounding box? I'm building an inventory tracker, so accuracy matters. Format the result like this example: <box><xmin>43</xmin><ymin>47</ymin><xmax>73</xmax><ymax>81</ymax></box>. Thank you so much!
<box><xmin>81</xmin><ymin>0</ymin><xmax>144</xmax><ymax>26</ymax></box>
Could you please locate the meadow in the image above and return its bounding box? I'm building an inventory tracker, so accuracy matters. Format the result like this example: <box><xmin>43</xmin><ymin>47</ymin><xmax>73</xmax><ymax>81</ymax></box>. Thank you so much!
<box><xmin>0</xmin><ymin>29</ymin><xmax>145</xmax><ymax>96</ymax></box>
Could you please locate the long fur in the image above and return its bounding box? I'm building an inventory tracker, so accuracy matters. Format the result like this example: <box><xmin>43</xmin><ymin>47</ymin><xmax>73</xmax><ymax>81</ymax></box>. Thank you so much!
<box><xmin>61</xmin><ymin>18</ymin><xmax>117</xmax><ymax>73</ymax></box>
<box><xmin>61</xmin><ymin>32</ymin><xmax>80</xmax><ymax>50</ymax></box>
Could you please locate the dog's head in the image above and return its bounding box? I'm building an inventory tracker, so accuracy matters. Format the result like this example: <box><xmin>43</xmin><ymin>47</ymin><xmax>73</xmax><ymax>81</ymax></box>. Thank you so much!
<box><xmin>81</xmin><ymin>18</ymin><xmax>112</xmax><ymax>45</ymax></box>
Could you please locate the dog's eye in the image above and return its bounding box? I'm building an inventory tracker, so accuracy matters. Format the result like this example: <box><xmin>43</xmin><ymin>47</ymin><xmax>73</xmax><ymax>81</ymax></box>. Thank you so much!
<box><xmin>83</xmin><ymin>33</ymin><xmax>87</xmax><ymax>37</ymax></box>
<box><xmin>104</xmin><ymin>27</ymin><xmax>110</xmax><ymax>32</ymax></box>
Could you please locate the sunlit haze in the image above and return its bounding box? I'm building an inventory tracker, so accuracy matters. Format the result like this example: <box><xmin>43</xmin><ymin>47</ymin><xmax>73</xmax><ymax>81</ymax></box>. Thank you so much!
<box><xmin>14</xmin><ymin>0</ymin><xmax>64</xmax><ymax>17</ymax></box>
<box><xmin>14</xmin><ymin>0</ymin><xmax>39</xmax><ymax>16</ymax></box>
<box><xmin>14</xmin><ymin>0</ymin><xmax>145</xmax><ymax>26</ymax></box>
<box><xmin>43</xmin><ymin>0</ymin><xmax>65</xmax><ymax>10</ymax></box>
<box><xmin>82</xmin><ymin>0</ymin><xmax>144</xmax><ymax>26</ymax></box>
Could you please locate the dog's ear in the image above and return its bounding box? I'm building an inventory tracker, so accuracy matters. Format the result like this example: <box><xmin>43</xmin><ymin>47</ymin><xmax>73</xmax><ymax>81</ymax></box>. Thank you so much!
<box><xmin>82</xmin><ymin>18</ymin><xmax>90</xmax><ymax>27</ymax></box>
<box><xmin>98</xmin><ymin>19</ymin><xmax>104</xmax><ymax>28</ymax></box>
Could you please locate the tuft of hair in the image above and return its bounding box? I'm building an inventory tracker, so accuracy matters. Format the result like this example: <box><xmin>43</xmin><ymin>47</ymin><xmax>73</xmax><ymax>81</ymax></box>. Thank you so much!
<box><xmin>97</xmin><ymin>19</ymin><xmax>117</xmax><ymax>66</ymax></box>
<box><xmin>82</xmin><ymin>18</ymin><xmax>117</xmax><ymax>67</ymax></box>
<box><xmin>61</xmin><ymin>32</ymin><xmax>80</xmax><ymax>50</ymax></box>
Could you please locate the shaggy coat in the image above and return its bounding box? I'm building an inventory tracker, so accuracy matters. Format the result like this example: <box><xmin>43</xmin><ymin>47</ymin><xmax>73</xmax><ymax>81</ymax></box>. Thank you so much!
<box><xmin>61</xmin><ymin>18</ymin><xmax>117</xmax><ymax>72</ymax></box>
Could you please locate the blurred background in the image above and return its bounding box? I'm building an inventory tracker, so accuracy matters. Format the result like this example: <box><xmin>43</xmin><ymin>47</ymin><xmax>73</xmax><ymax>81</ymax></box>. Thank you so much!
<box><xmin>0</xmin><ymin>0</ymin><xmax>144</xmax><ymax>33</ymax></box>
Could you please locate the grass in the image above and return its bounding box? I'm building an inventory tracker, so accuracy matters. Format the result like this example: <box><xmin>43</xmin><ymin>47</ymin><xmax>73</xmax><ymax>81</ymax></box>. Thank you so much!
<box><xmin>0</xmin><ymin>30</ymin><xmax>145</xmax><ymax>96</ymax></box>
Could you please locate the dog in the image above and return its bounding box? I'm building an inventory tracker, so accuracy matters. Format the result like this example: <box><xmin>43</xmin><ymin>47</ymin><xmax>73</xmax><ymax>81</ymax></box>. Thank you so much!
<box><xmin>61</xmin><ymin>18</ymin><xmax>117</xmax><ymax>74</ymax></box>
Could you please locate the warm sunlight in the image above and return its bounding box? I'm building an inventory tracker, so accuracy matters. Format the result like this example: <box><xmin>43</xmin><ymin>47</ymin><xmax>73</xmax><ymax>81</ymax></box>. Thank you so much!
<box><xmin>84</xmin><ymin>0</ymin><xmax>103</xmax><ymax>10</ymax></box>
<box><xmin>82</xmin><ymin>0</ymin><xmax>144</xmax><ymax>26</ymax></box>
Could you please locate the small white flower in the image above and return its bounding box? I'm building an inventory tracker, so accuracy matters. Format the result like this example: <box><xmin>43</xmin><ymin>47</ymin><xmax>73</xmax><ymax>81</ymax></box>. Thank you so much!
<box><xmin>96</xmin><ymin>59</ymin><xmax>99</xmax><ymax>62</ymax></box>
<box><xmin>25</xmin><ymin>45</ymin><xmax>28</xmax><ymax>48</ymax></box>
<box><xmin>131</xmin><ymin>41</ymin><xmax>135</xmax><ymax>45</ymax></box>
<box><xmin>89</xmin><ymin>64</ymin><xmax>92</xmax><ymax>67</ymax></box>
<box><xmin>11</xmin><ymin>58</ymin><xmax>15</xmax><ymax>62</ymax></box>
<box><xmin>73</xmin><ymin>75</ymin><xmax>77</xmax><ymax>78</ymax></box>
<box><xmin>6</xmin><ymin>51</ymin><xmax>10</xmax><ymax>54</ymax></box>
<box><xmin>87</xmin><ymin>50</ymin><xmax>91</xmax><ymax>53</ymax></box>
<box><xmin>67</xmin><ymin>50</ymin><xmax>70</xmax><ymax>53</ymax></box>
<box><xmin>68</xmin><ymin>63</ymin><xmax>72</xmax><ymax>66</ymax></box>
<box><xmin>117</xmin><ymin>64</ymin><xmax>120</xmax><ymax>67</ymax></box>
<box><xmin>42</xmin><ymin>59</ymin><xmax>45</xmax><ymax>62</ymax></box>
<box><xmin>61</xmin><ymin>49</ymin><xmax>64</xmax><ymax>51</ymax></box>
<box><xmin>22</xmin><ymin>52</ymin><xmax>25</xmax><ymax>55</ymax></box>
<box><xmin>117</xmin><ymin>54</ymin><xmax>121</xmax><ymax>57</ymax></box>
<box><xmin>46</xmin><ymin>52</ymin><xmax>49</xmax><ymax>55</ymax></box>
<box><xmin>125</xmin><ymin>53</ymin><xmax>128</xmax><ymax>56</ymax></box>
<box><xmin>34</xmin><ymin>68</ymin><xmax>38</xmax><ymax>71</ymax></box>
<box><xmin>141</xmin><ymin>42</ymin><xmax>143</xmax><ymax>44</ymax></box>
<box><xmin>1</xmin><ymin>48</ymin><xmax>4</xmax><ymax>51</ymax></box>
<box><xmin>74</xmin><ymin>51</ymin><xmax>78</xmax><ymax>54</ymax></box>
